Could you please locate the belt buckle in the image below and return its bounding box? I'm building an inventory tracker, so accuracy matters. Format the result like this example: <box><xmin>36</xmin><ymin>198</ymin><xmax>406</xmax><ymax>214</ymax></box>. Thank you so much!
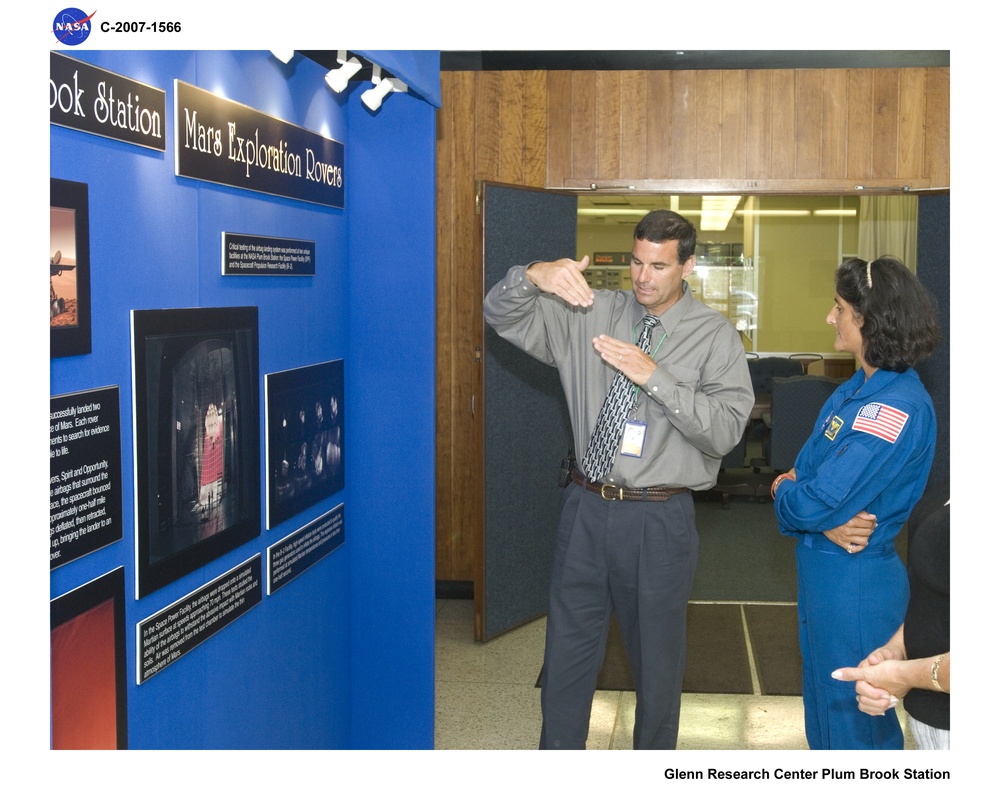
<box><xmin>600</xmin><ymin>483</ymin><xmax>623</xmax><ymax>501</ymax></box>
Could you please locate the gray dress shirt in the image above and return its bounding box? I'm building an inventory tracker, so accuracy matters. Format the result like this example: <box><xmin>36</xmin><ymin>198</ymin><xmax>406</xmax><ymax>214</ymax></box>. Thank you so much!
<box><xmin>484</xmin><ymin>264</ymin><xmax>754</xmax><ymax>491</ymax></box>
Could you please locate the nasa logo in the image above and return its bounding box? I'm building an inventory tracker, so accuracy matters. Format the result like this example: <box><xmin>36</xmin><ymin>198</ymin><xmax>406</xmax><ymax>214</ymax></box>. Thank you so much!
<box><xmin>52</xmin><ymin>8</ymin><xmax>95</xmax><ymax>45</ymax></box>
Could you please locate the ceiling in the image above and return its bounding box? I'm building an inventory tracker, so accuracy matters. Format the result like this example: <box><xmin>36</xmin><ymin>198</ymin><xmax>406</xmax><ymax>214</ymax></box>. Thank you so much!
<box><xmin>578</xmin><ymin>194</ymin><xmax>686</xmax><ymax>215</ymax></box>
<box><xmin>303</xmin><ymin>50</ymin><xmax>949</xmax><ymax>74</ymax></box>
<box><xmin>440</xmin><ymin>50</ymin><xmax>950</xmax><ymax>71</ymax></box>
<box><xmin>577</xmin><ymin>195</ymin><xmax>745</xmax><ymax>230</ymax></box>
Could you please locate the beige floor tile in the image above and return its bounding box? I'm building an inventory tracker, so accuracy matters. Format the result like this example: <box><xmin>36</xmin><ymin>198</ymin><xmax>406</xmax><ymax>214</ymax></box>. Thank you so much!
<box><xmin>435</xmin><ymin>596</ymin><xmax>475</xmax><ymax>625</ymax></box>
<box><xmin>608</xmin><ymin>691</ymin><xmax>635</xmax><ymax>750</ymax></box>
<box><xmin>434</xmin><ymin>681</ymin><xmax>542</xmax><ymax>750</ymax></box>
<box><xmin>584</xmin><ymin>691</ymin><xmax>622</xmax><ymax>749</ymax></box>
<box><xmin>436</xmin><ymin>616</ymin><xmax>546</xmax><ymax>685</ymax></box>
<box><xmin>677</xmin><ymin>694</ymin><xmax>808</xmax><ymax>750</ymax></box>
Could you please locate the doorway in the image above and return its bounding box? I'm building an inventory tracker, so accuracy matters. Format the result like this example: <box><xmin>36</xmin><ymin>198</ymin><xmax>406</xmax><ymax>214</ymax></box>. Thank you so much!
<box><xmin>474</xmin><ymin>188</ymin><xmax>945</xmax><ymax>641</ymax></box>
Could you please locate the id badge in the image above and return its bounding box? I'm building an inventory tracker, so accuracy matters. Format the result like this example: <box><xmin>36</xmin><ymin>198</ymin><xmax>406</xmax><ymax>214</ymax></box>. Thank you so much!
<box><xmin>620</xmin><ymin>419</ymin><xmax>647</xmax><ymax>458</ymax></box>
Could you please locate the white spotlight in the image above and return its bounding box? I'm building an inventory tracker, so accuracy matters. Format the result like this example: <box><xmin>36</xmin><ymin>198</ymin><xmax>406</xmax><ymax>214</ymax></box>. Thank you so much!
<box><xmin>361</xmin><ymin>78</ymin><xmax>394</xmax><ymax>111</ymax></box>
<box><xmin>361</xmin><ymin>65</ymin><xmax>408</xmax><ymax>112</ymax></box>
<box><xmin>325</xmin><ymin>50</ymin><xmax>363</xmax><ymax>93</ymax></box>
<box><xmin>270</xmin><ymin>49</ymin><xmax>295</xmax><ymax>64</ymax></box>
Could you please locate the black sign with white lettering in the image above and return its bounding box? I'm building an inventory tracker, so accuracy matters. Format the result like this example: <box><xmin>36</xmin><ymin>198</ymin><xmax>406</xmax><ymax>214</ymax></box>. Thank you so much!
<box><xmin>223</xmin><ymin>232</ymin><xmax>316</xmax><ymax>276</ymax></box>
<box><xmin>175</xmin><ymin>80</ymin><xmax>345</xmax><ymax>209</ymax></box>
<box><xmin>50</xmin><ymin>386</ymin><xmax>123</xmax><ymax>569</ymax></box>
<box><xmin>268</xmin><ymin>504</ymin><xmax>345</xmax><ymax>594</ymax></box>
<box><xmin>137</xmin><ymin>555</ymin><xmax>262</xmax><ymax>684</ymax></box>
<box><xmin>50</xmin><ymin>52</ymin><xmax>166</xmax><ymax>151</ymax></box>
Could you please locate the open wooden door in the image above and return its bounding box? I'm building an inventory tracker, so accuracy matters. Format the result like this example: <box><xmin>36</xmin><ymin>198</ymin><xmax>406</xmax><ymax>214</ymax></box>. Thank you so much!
<box><xmin>477</xmin><ymin>183</ymin><xmax>577</xmax><ymax>641</ymax></box>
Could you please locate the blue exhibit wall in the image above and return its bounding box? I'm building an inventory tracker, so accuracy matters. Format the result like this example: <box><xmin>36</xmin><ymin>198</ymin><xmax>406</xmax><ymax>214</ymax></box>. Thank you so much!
<box><xmin>344</xmin><ymin>81</ymin><xmax>437</xmax><ymax>748</ymax></box>
<box><xmin>48</xmin><ymin>50</ymin><xmax>436</xmax><ymax>749</ymax></box>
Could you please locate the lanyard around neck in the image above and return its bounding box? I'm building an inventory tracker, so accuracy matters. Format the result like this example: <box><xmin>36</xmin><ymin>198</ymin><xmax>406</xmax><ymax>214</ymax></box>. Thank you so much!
<box><xmin>632</xmin><ymin>318</ymin><xmax>667</xmax><ymax>359</ymax></box>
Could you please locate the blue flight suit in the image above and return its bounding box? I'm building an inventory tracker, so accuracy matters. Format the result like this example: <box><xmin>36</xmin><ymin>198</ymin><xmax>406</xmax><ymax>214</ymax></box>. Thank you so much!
<box><xmin>773</xmin><ymin>367</ymin><xmax>936</xmax><ymax>749</ymax></box>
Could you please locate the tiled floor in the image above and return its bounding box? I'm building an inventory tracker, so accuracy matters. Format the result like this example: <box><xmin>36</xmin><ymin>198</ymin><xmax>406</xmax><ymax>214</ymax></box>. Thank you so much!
<box><xmin>434</xmin><ymin>597</ymin><xmax>915</xmax><ymax>750</ymax></box>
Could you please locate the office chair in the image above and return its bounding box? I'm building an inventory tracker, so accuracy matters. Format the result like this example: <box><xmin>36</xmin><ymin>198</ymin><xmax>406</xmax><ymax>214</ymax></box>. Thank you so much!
<box><xmin>719</xmin><ymin>425</ymin><xmax>748</xmax><ymax>470</ymax></box>
<box><xmin>747</xmin><ymin>356</ymin><xmax>804</xmax><ymax>397</ymax></box>
<box><xmin>714</xmin><ymin>425</ymin><xmax>753</xmax><ymax>508</ymax></box>
<box><xmin>764</xmin><ymin>375</ymin><xmax>843</xmax><ymax>473</ymax></box>
<box><xmin>745</xmin><ymin>357</ymin><xmax>805</xmax><ymax>468</ymax></box>
<box><xmin>789</xmin><ymin>353</ymin><xmax>824</xmax><ymax>374</ymax></box>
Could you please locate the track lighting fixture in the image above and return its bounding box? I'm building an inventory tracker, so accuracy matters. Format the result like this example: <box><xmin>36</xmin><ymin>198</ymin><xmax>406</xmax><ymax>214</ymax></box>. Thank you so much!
<box><xmin>325</xmin><ymin>50</ymin><xmax>363</xmax><ymax>94</ymax></box>
<box><xmin>361</xmin><ymin>64</ymin><xmax>407</xmax><ymax>112</ymax></box>
<box><xmin>270</xmin><ymin>49</ymin><xmax>295</xmax><ymax>64</ymax></box>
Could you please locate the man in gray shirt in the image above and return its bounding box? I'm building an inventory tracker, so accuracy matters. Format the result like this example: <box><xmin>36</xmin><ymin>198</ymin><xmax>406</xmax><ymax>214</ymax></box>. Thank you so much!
<box><xmin>483</xmin><ymin>210</ymin><xmax>754</xmax><ymax>749</ymax></box>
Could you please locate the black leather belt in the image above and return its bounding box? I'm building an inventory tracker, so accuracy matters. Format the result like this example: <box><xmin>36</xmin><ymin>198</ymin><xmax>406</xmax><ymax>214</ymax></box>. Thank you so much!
<box><xmin>571</xmin><ymin>470</ymin><xmax>689</xmax><ymax>502</ymax></box>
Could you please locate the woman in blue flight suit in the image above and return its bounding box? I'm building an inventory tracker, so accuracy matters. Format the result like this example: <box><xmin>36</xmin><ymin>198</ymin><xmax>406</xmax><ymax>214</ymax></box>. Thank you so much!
<box><xmin>771</xmin><ymin>256</ymin><xmax>940</xmax><ymax>749</ymax></box>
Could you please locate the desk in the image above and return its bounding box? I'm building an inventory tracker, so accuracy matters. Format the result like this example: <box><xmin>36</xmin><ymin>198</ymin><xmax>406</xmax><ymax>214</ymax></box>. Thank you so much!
<box><xmin>751</xmin><ymin>393</ymin><xmax>771</xmax><ymax>421</ymax></box>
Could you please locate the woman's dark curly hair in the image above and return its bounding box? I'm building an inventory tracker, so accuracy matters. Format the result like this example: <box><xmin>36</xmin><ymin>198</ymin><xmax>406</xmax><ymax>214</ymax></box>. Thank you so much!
<box><xmin>835</xmin><ymin>256</ymin><xmax>940</xmax><ymax>372</ymax></box>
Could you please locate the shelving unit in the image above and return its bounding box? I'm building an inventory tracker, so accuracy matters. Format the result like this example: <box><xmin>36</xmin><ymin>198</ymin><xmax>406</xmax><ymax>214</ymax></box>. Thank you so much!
<box><xmin>691</xmin><ymin>243</ymin><xmax>757</xmax><ymax>351</ymax></box>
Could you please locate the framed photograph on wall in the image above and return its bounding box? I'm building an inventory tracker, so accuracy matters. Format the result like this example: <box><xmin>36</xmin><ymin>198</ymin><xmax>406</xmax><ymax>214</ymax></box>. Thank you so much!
<box><xmin>131</xmin><ymin>306</ymin><xmax>260</xmax><ymax>599</ymax></box>
<box><xmin>264</xmin><ymin>359</ymin><xmax>345</xmax><ymax>529</ymax></box>
<box><xmin>50</xmin><ymin>177</ymin><xmax>92</xmax><ymax>358</ymax></box>
<box><xmin>51</xmin><ymin>567</ymin><xmax>128</xmax><ymax>749</ymax></box>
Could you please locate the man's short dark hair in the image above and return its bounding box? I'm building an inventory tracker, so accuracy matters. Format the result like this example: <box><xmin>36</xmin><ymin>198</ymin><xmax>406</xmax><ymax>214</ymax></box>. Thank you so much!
<box><xmin>634</xmin><ymin>210</ymin><xmax>697</xmax><ymax>263</ymax></box>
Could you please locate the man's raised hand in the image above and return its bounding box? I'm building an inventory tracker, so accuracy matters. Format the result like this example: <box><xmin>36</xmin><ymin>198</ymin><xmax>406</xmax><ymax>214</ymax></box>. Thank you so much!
<box><xmin>526</xmin><ymin>256</ymin><xmax>595</xmax><ymax>308</ymax></box>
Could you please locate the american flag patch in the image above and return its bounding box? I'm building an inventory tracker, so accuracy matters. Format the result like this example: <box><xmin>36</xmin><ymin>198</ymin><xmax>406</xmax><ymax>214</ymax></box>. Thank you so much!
<box><xmin>852</xmin><ymin>402</ymin><xmax>909</xmax><ymax>444</ymax></box>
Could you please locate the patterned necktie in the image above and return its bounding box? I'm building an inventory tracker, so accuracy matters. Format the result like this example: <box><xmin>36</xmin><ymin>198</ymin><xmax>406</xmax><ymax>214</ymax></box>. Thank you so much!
<box><xmin>581</xmin><ymin>314</ymin><xmax>659</xmax><ymax>481</ymax></box>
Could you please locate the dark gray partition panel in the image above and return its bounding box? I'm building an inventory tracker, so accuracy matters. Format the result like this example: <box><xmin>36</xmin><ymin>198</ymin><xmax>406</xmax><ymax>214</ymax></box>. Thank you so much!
<box><xmin>482</xmin><ymin>184</ymin><xmax>577</xmax><ymax>641</ymax></box>
<box><xmin>915</xmin><ymin>194</ymin><xmax>950</xmax><ymax>488</ymax></box>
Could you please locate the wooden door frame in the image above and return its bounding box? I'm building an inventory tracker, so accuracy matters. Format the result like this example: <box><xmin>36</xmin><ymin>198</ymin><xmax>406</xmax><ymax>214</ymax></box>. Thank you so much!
<box><xmin>440</xmin><ymin>180</ymin><xmax>948</xmax><ymax>641</ymax></box>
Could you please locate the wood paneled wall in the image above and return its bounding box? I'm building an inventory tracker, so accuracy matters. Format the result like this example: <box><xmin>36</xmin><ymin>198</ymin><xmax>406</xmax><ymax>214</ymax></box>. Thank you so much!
<box><xmin>435</xmin><ymin>67</ymin><xmax>950</xmax><ymax>584</ymax></box>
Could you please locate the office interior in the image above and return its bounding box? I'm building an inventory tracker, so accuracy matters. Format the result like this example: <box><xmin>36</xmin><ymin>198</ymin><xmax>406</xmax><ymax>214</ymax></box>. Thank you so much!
<box><xmin>48</xmin><ymin>49</ymin><xmax>950</xmax><ymax>757</ymax></box>
<box><xmin>577</xmin><ymin>193</ymin><xmax>870</xmax><ymax>357</ymax></box>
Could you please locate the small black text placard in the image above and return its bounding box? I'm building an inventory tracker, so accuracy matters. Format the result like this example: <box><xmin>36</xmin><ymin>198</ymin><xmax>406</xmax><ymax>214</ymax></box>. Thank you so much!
<box><xmin>223</xmin><ymin>232</ymin><xmax>316</xmax><ymax>276</ymax></box>
<box><xmin>137</xmin><ymin>556</ymin><xmax>262</xmax><ymax>683</ymax></box>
